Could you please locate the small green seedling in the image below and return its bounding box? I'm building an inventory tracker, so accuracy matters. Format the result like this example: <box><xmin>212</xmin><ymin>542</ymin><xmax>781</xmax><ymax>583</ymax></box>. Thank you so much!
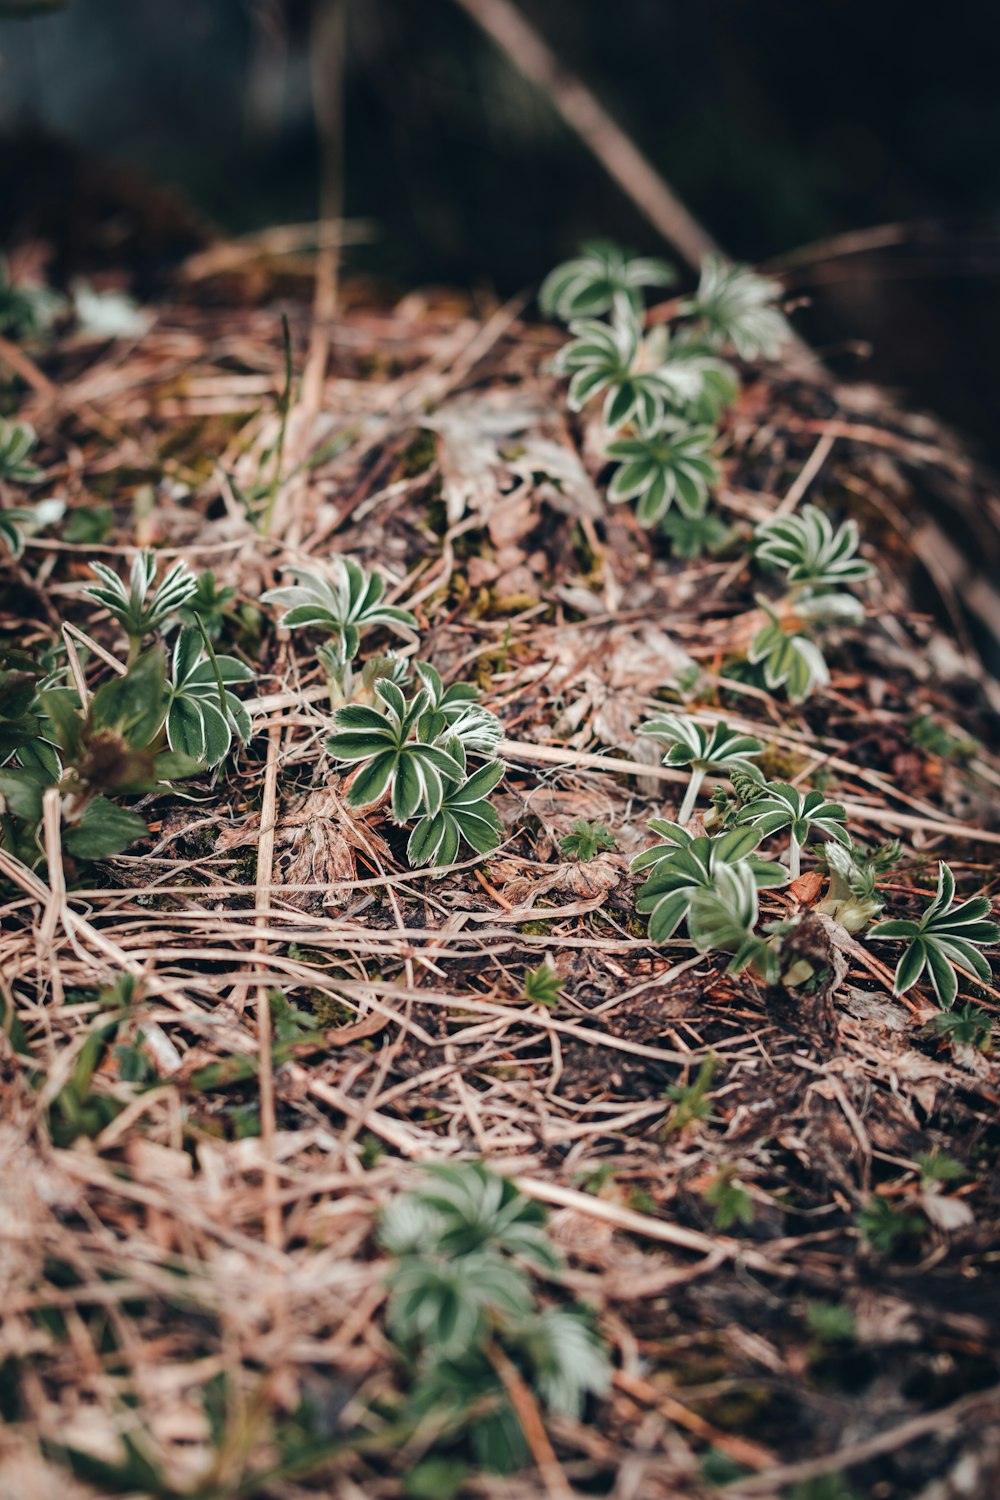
<box><xmin>522</xmin><ymin>963</ymin><xmax>563</xmax><ymax>1008</ymax></box>
<box><xmin>735</xmin><ymin>780</ymin><xmax>850</xmax><ymax>881</ymax></box>
<box><xmin>540</xmin><ymin>240</ymin><xmax>676</xmax><ymax>320</ymax></box>
<box><xmin>703</xmin><ymin>1166</ymin><xmax>753</xmax><ymax>1230</ymax></box>
<box><xmin>868</xmin><ymin>862</ymin><xmax>999</xmax><ymax>1007</ymax></box>
<box><xmin>262</xmin><ymin>556</ymin><xmax>416</xmax><ymax>659</ymax></box>
<box><xmin>605</xmin><ymin>416</ymin><xmax>719</xmax><ymax>526</ymax></box>
<box><xmin>747</xmin><ymin>603</ymin><xmax>830</xmax><ymax>705</ymax></box>
<box><xmin>926</xmin><ymin>1001</ymin><xmax>994</xmax><ymax>1052</ymax></box>
<box><xmin>857</xmin><ymin>1195</ymin><xmax>926</xmax><ymax>1255</ymax></box>
<box><xmin>84</xmin><ymin>552</ymin><xmax>198</xmax><ymax>662</ymax></box>
<box><xmin>664</xmin><ymin>1053</ymin><xmax>717</xmax><ymax>1134</ymax></box>
<box><xmin>559</xmin><ymin>819</ymin><xmax>615</xmax><ymax>862</ymax></box>
<box><xmin>637</xmin><ymin>713</ymin><xmax>764</xmax><ymax>825</ymax></box>
<box><xmin>679</xmin><ymin>255</ymin><xmax>790</xmax><ymax>360</ymax></box>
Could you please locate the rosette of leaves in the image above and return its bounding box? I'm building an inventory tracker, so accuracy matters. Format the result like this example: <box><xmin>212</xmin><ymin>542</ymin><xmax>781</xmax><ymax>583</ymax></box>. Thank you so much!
<box><xmin>318</xmin><ymin>638</ymin><xmax>408</xmax><ymax>708</ymax></box>
<box><xmin>326</xmin><ymin>679</ymin><xmax>465</xmax><ymax>822</ymax></box>
<box><xmin>0</xmin><ymin>419</ymin><xmax>43</xmax><ymax>484</ymax></box>
<box><xmin>539</xmin><ymin>240</ymin><xmax>676</xmax><ymax>320</ymax></box>
<box><xmin>84</xmin><ymin>552</ymin><xmax>198</xmax><ymax>662</ymax></box>
<box><xmin>868</xmin><ymin>863</ymin><xmax>1000</xmax><ymax>1007</ymax></box>
<box><xmin>754</xmin><ymin>504</ymin><xmax>872</xmax><ymax>591</ymax></box>
<box><xmin>735</xmin><ymin>781</ymin><xmax>850</xmax><ymax>881</ymax></box>
<box><xmin>747</xmin><ymin>603</ymin><xmax>830</xmax><ymax>704</ymax></box>
<box><xmin>262</xmin><ymin>556</ymin><xmax>416</xmax><ymax>660</ymax></box>
<box><xmin>606</xmin><ymin>415</ymin><xmax>719</xmax><ymax>526</ymax></box>
<box><xmin>637</xmin><ymin>713</ymin><xmax>764</xmax><ymax>824</ymax></box>
<box><xmin>632</xmin><ymin>820</ymin><xmax>784</xmax><ymax>943</ymax></box>
<box><xmin>165</xmin><ymin>625</ymin><xmax>253</xmax><ymax>767</ymax></box>
<box><xmin>414</xmin><ymin>661</ymin><xmax>504</xmax><ymax>755</ymax></box>
<box><xmin>380</xmin><ymin>1163</ymin><xmax>609</xmax><ymax>1473</ymax></box>
<box><xmin>406</xmin><ymin>751</ymin><xmax>504</xmax><ymax>868</ymax></box>
<box><xmin>680</xmin><ymin>255</ymin><xmax>790</xmax><ymax>360</ymax></box>
<box><xmin>688</xmin><ymin>860</ymin><xmax>779</xmax><ymax>981</ymax></box>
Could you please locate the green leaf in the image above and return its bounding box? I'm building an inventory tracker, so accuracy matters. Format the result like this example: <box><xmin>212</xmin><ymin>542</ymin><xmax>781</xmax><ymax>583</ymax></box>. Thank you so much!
<box><xmin>64</xmin><ymin>799</ymin><xmax>148</xmax><ymax>860</ymax></box>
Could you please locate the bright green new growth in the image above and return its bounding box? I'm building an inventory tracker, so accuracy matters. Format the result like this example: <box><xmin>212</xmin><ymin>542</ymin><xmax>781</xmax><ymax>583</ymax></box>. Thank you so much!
<box><xmin>165</xmin><ymin>625</ymin><xmax>254</xmax><ymax>767</ymax></box>
<box><xmin>559</xmin><ymin>818</ymin><xmax>615</xmax><ymax>861</ymax></box>
<box><xmin>539</xmin><ymin>240</ymin><xmax>676</xmax><ymax>320</ymax></box>
<box><xmin>637</xmin><ymin>713</ymin><xmax>764</xmax><ymax>824</ymax></box>
<box><xmin>816</xmin><ymin>838</ymin><xmax>900</xmax><ymax>933</ymax></box>
<box><xmin>687</xmin><ymin>859</ymin><xmax>779</xmax><ymax>981</ymax></box>
<box><xmin>680</xmin><ymin>254</ymin><xmax>790</xmax><ymax>360</ymax></box>
<box><xmin>522</xmin><ymin>962</ymin><xmax>563</xmax><ymax>1007</ymax></box>
<box><xmin>868</xmin><ymin>862</ymin><xmax>999</xmax><ymax>1007</ymax></box>
<box><xmin>262</xmin><ymin>555</ymin><xmax>417</xmax><ymax>660</ymax></box>
<box><xmin>747</xmin><ymin>602</ymin><xmax>830</xmax><ymax>705</ymax></box>
<box><xmin>606</xmin><ymin>416</ymin><xmax>719</xmax><ymax>525</ymax></box>
<box><xmin>84</xmin><ymin>552</ymin><xmax>198</xmax><ymax>661</ymax></box>
<box><xmin>735</xmin><ymin>780</ymin><xmax>850</xmax><ymax>881</ymax></box>
<box><xmin>632</xmin><ymin>820</ymin><xmax>784</xmax><ymax>943</ymax></box>
<box><xmin>380</xmin><ymin>1162</ymin><xmax>609</xmax><ymax>1472</ymax></box>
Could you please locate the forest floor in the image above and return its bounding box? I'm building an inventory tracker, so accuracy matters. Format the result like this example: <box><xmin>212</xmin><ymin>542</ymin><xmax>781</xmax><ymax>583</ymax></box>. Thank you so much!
<box><xmin>2</xmin><ymin>249</ymin><xmax>1000</xmax><ymax>1500</ymax></box>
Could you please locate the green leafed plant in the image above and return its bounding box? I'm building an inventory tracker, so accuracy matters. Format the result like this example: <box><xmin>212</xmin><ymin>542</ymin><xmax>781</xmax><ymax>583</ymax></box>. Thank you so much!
<box><xmin>0</xmin><ymin>256</ymin><xmax>65</xmax><ymax>341</ymax></box>
<box><xmin>522</xmin><ymin>961</ymin><xmax>563</xmax><ymax>1008</ymax></box>
<box><xmin>326</xmin><ymin>680</ymin><xmax>465</xmax><ymax>822</ymax></box>
<box><xmin>84</xmin><ymin>552</ymin><xmax>198</xmax><ymax>662</ymax></box>
<box><xmin>632</xmin><ymin>820</ymin><xmax>784</xmax><ymax>943</ymax></box>
<box><xmin>816</xmin><ymin>838</ymin><xmax>899</xmax><ymax>934</ymax></box>
<box><xmin>406</xmin><ymin>753</ymin><xmax>504</xmax><ymax>868</ymax></box>
<box><xmin>659</xmin><ymin>507</ymin><xmax>732</xmax><ymax>560</ymax></box>
<box><xmin>926</xmin><ymin>1001</ymin><xmax>994</xmax><ymax>1052</ymax></box>
<box><xmin>380</xmin><ymin>1163</ymin><xmax>610</xmax><ymax>1474</ymax></box>
<box><xmin>0</xmin><ymin>419</ymin><xmax>43</xmax><ymax>484</ymax></box>
<box><xmin>165</xmin><ymin>625</ymin><xmax>254</xmax><ymax>767</ymax></box>
<box><xmin>687</xmin><ymin>859</ymin><xmax>779</xmax><ymax>981</ymax></box>
<box><xmin>559</xmin><ymin>818</ymin><xmax>615</xmax><ymax>862</ymax></box>
<box><xmin>868</xmin><ymin>862</ymin><xmax>999</xmax><ymax>1007</ymax></box>
<box><xmin>262</xmin><ymin>556</ymin><xmax>416</xmax><ymax>660</ymax></box>
<box><xmin>735</xmin><ymin>781</ymin><xmax>850</xmax><ymax>881</ymax></box>
<box><xmin>754</xmin><ymin>504</ymin><xmax>872</xmax><ymax>591</ymax></box>
<box><xmin>747</xmin><ymin>602</ymin><xmax>830</xmax><ymax>704</ymax></box>
<box><xmin>857</xmin><ymin>1195</ymin><xmax>926</xmax><ymax>1255</ymax></box>
<box><xmin>703</xmin><ymin>1165</ymin><xmax>754</xmax><ymax>1230</ymax></box>
<box><xmin>637</xmin><ymin>713</ymin><xmax>764</xmax><ymax>824</ymax></box>
<box><xmin>539</xmin><ymin>241</ymin><xmax>676</xmax><ymax>321</ymax></box>
<box><xmin>680</xmin><ymin>254</ymin><xmax>790</xmax><ymax>360</ymax></box>
<box><xmin>606</xmin><ymin>416</ymin><xmax>719</xmax><ymax>525</ymax></box>
<box><xmin>0</xmin><ymin>496</ymin><xmax>64</xmax><ymax>559</ymax></box>
<box><xmin>414</xmin><ymin>661</ymin><xmax>504</xmax><ymax>755</ymax></box>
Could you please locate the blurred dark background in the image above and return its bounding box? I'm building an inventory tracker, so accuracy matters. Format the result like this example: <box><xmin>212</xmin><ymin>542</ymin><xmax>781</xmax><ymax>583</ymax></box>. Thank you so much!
<box><xmin>1</xmin><ymin>0</ymin><xmax>999</xmax><ymax>465</ymax></box>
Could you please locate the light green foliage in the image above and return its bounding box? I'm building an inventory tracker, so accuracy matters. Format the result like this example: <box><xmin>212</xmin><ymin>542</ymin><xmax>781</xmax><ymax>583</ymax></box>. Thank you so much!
<box><xmin>748</xmin><ymin>603</ymin><xmax>830</xmax><ymax>704</ymax></box>
<box><xmin>735</xmin><ymin>780</ymin><xmax>850</xmax><ymax>881</ymax></box>
<box><xmin>857</xmin><ymin>1195</ymin><xmax>926</xmax><ymax>1255</ymax></box>
<box><xmin>703</xmin><ymin>1165</ymin><xmax>754</xmax><ymax>1230</ymax></box>
<box><xmin>415</xmin><ymin>661</ymin><xmax>504</xmax><ymax>755</ymax></box>
<box><xmin>165</xmin><ymin>625</ymin><xmax>254</xmax><ymax>767</ymax></box>
<box><xmin>659</xmin><ymin>507</ymin><xmax>732</xmax><ymax>559</ymax></box>
<box><xmin>606</xmin><ymin>416</ymin><xmax>719</xmax><ymax>526</ymax></box>
<box><xmin>632</xmin><ymin>820</ymin><xmax>784</xmax><ymax>943</ymax></box>
<box><xmin>178</xmin><ymin>570</ymin><xmax>236</xmax><ymax>640</ymax></box>
<box><xmin>754</xmin><ymin>504</ymin><xmax>872</xmax><ymax>590</ymax></box>
<box><xmin>927</xmin><ymin>1001</ymin><xmax>994</xmax><ymax>1052</ymax></box>
<box><xmin>381</xmin><ymin>1162</ymin><xmax>610</xmax><ymax>1474</ymax></box>
<box><xmin>816</xmin><ymin>838</ymin><xmax>899</xmax><ymax>933</ymax></box>
<box><xmin>559</xmin><ymin>818</ymin><xmax>615</xmax><ymax>862</ymax></box>
<box><xmin>0</xmin><ymin>496</ymin><xmax>64</xmax><ymax>559</ymax></box>
<box><xmin>0</xmin><ymin>418</ymin><xmax>43</xmax><ymax>484</ymax></box>
<box><xmin>637</xmin><ymin>713</ymin><xmax>763</xmax><ymax>824</ymax></box>
<box><xmin>262</xmin><ymin>556</ymin><xmax>417</xmax><ymax>659</ymax></box>
<box><xmin>687</xmin><ymin>859</ymin><xmax>779</xmax><ymax>980</ymax></box>
<box><xmin>917</xmin><ymin>1150</ymin><xmax>965</xmax><ymax>1186</ymax></box>
<box><xmin>539</xmin><ymin>240</ymin><xmax>676</xmax><ymax>320</ymax></box>
<box><xmin>790</xmin><ymin>1476</ymin><xmax>861</xmax><ymax>1500</ymax></box>
<box><xmin>805</xmin><ymin>1301</ymin><xmax>855</xmax><ymax>1345</ymax></box>
<box><xmin>680</xmin><ymin>254</ymin><xmax>790</xmax><ymax>360</ymax></box>
<box><xmin>84</xmin><ymin>552</ymin><xmax>198</xmax><ymax>657</ymax></box>
<box><xmin>868</xmin><ymin>862</ymin><xmax>999</xmax><ymax>1007</ymax></box>
<box><xmin>521</xmin><ymin>962</ymin><xmax>563</xmax><ymax>1007</ymax></box>
<box><xmin>910</xmin><ymin>713</ymin><xmax>979</xmax><ymax>764</ymax></box>
<box><xmin>664</xmin><ymin>1053</ymin><xmax>716</xmax><ymax>1134</ymax></box>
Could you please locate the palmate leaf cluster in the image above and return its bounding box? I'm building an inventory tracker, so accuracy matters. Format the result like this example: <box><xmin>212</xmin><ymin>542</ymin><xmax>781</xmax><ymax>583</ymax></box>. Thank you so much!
<box><xmin>85</xmin><ymin>552</ymin><xmax>199</xmax><ymax>654</ymax></box>
<box><xmin>632</xmin><ymin>714</ymin><xmax>997</xmax><ymax>1009</ymax></box>
<box><xmin>544</xmin><ymin>242</ymin><xmax>790</xmax><ymax>546</ymax></box>
<box><xmin>381</xmin><ymin>1162</ymin><xmax>609</xmax><ymax>1474</ymax></box>
<box><xmin>262</xmin><ymin>556</ymin><xmax>417</xmax><ymax>661</ymax></box>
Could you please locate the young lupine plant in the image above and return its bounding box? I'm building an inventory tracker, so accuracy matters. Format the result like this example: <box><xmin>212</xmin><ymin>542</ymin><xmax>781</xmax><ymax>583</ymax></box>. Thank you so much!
<box><xmin>680</xmin><ymin>255</ymin><xmax>790</xmax><ymax>360</ymax></box>
<box><xmin>326</xmin><ymin>680</ymin><xmax>465</xmax><ymax>823</ymax></box>
<box><xmin>552</xmin><ymin>309</ymin><xmax>665</xmax><ymax>430</ymax></box>
<box><xmin>638</xmin><ymin>713</ymin><xmax>764</xmax><ymax>825</ymax></box>
<box><xmin>539</xmin><ymin>241</ymin><xmax>676</xmax><ymax>321</ymax></box>
<box><xmin>0</xmin><ymin>419</ymin><xmax>43</xmax><ymax>484</ymax></box>
<box><xmin>817</xmin><ymin>838</ymin><xmax>900</xmax><ymax>934</ymax></box>
<box><xmin>414</xmin><ymin>661</ymin><xmax>504</xmax><ymax>755</ymax></box>
<box><xmin>748</xmin><ymin>603</ymin><xmax>830</xmax><ymax>704</ymax></box>
<box><xmin>406</xmin><ymin>751</ymin><xmax>504</xmax><ymax>868</ymax></box>
<box><xmin>606</xmin><ymin>416</ymin><xmax>719</xmax><ymax>526</ymax></box>
<box><xmin>165</xmin><ymin>625</ymin><xmax>254</xmax><ymax>767</ymax></box>
<box><xmin>262</xmin><ymin>557</ymin><xmax>416</xmax><ymax>659</ymax></box>
<box><xmin>687</xmin><ymin>859</ymin><xmax>779</xmax><ymax>981</ymax></box>
<box><xmin>84</xmin><ymin>552</ymin><xmax>198</xmax><ymax>662</ymax></box>
<box><xmin>632</xmin><ymin>820</ymin><xmax>784</xmax><ymax>942</ymax></box>
<box><xmin>754</xmin><ymin>504</ymin><xmax>872</xmax><ymax>592</ymax></box>
<box><xmin>735</xmin><ymin>781</ymin><xmax>850</xmax><ymax>881</ymax></box>
<box><xmin>868</xmin><ymin>863</ymin><xmax>1000</xmax><ymax>1007</ymax></box>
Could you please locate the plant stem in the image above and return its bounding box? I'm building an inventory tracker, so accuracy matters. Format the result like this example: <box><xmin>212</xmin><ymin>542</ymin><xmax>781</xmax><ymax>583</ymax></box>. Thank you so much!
<box><xmin>788</xmin><ymin>834</ymin><xmax>801</xmax><ymax>882</ymax></box>
<box><xmin>678</xmin><ymin>768</ymin><xmax>704</xmax><ymax>825</ymax></box>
